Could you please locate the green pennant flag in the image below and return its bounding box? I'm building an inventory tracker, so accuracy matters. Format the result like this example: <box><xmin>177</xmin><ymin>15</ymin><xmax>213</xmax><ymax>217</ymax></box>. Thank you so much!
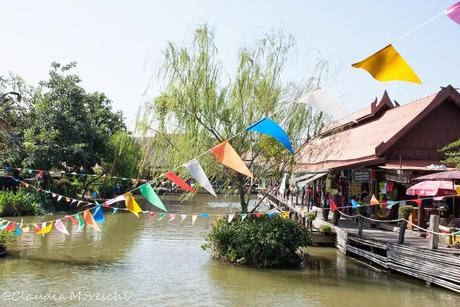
<box><xmin>240</xmin><ymin>214</ymin><xmax>248</xmax><ymax>221</ymax></box>
<box><xmin>73</xmin><ymin>213</ymin><xmax>85</xmax><ymax>232</ymax></box>
<box><xmin>139</xmin><ymin>183</ymin><xmax>167</xmax><ymax>212</ymax></box>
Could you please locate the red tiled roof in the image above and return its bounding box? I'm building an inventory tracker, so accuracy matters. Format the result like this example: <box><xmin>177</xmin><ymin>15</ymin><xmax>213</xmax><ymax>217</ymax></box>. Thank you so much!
<box><xmin>298</xmin><ymin>86</ymin><xmax>460</xmax><ymax>172</ymax></box>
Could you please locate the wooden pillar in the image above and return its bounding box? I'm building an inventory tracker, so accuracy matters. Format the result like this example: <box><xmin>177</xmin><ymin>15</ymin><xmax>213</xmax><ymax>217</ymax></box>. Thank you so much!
<box><xmin>358</xmin><ymin>216</ymin><xmax>363</xmax><ymax>236</ymax></box>
<box><xmin>418</xmin><ymin>201</ymin><xmax>426</xmax><ymax>238</ymax></box>
<box><xmin>428</xmin><ymin>214</ymin><xmax>439</xmax><ymax>250</ymax></box>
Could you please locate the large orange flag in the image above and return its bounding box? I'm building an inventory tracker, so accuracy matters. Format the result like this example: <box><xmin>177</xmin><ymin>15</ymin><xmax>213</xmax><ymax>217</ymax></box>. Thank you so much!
<box><xmin>210</xmin><ymin>141</ymin><xmax>253</xmax><ymax>178</ymax></box>
<box><xmin>352</xmin><ymin>44</ymin><xmax>422</xmax><ymax>84</ymax></box>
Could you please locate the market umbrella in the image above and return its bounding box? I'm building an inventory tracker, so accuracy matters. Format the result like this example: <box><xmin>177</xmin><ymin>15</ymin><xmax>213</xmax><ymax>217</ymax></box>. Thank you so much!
<box><xmin>412</xmin><ymin>170</ymin><xmax>460</xmax><ymax>223</ymax></box>
<box><xmin>406</xmin><ymin>180</ymin><xmax>458</xmax><ymax>197</ymax></box>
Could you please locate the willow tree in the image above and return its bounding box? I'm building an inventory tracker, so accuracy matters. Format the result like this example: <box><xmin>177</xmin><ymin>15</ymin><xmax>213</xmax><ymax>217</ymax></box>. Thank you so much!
<box><xmin>138</xmin><ymin>26</ymin><xmax>328</xmax><ymax>212</ymax></box>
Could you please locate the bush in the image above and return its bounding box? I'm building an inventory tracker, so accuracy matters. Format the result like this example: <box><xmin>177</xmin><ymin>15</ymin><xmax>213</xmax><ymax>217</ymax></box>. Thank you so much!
<box><xmin>306</xmin><ymin>212</ymin><xmax>317</xmax><ymax>222</ymax></box>
<box><xmin>203</xmin><ymin>215</ymin><xmax>311</xmax><ymax>267</ymax></box>
<box><xmin>319</xmin><ymin>224</ymin><xmax>333</xmax><ymax>234</ymax></box>
<box><xmin>0</xmin><ymin>189</ymin><xmax>45</xmax><ymax>216</ymax></box>
<box><xmin>0</xmin><ymin>231</ymin><xmax>15</xmax><ymax>254</ymax></box>
<box><xmin>49</xmin><ymin>178</ymin><xmax>77</xmax><ymax>198</ymax></box>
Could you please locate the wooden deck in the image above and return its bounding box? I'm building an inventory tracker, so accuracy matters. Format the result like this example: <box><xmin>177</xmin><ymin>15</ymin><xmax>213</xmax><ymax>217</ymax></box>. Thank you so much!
<box><xmin>261</xmin><ymin>193</ymin><xmax>460</xmax><ymax>293</ymax></box>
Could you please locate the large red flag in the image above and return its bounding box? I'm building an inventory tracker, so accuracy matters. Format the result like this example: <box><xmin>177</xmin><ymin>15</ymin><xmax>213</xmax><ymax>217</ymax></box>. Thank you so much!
<box><xmin>164</xmin><ymin>171</ymin><xmax>197</xmax><ymax>193</ymax></box>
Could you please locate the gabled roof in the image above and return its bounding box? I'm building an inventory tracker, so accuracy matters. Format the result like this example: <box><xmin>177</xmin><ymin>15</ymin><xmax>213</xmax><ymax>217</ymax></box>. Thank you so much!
<box><xmin>298</xmin><ymin>85</ymin><xmax>460</xmax><ymax>172</ymax></box>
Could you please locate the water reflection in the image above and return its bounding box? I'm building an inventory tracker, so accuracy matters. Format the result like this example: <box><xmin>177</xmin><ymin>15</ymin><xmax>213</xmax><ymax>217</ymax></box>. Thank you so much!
<box><xmin>0</xmin><ymin>195</ymin><xmax>458</xmax><ymax>306</ymax></box>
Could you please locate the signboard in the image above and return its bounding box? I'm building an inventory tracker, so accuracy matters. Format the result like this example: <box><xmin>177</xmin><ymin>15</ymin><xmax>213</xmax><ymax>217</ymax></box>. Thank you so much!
<box><xmin>352</xmin><ymin>169</ymin><xmax>370</xmax><ymax>183</ymax></box>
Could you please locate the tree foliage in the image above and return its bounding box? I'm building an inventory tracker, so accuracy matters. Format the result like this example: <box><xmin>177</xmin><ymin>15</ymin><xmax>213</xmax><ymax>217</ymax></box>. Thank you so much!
<box><xmin>441</xmin><ymin>138</ymin><xmax>460</xmax><ymax>168</ymax></box>
<box><xmin>138</xmin><ymin>26</ymin><xmax>328</xmax><ymax>211</ymax></box>
<box><xmin>21</xmin><ymin>62</ymin><xmax>126</xmax><ymax>170</ymax></box>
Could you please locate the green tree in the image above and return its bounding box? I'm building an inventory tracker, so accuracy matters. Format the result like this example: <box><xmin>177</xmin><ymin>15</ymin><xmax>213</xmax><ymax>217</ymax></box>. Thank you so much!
<box><xmin>138</xmin><ymin>26</ymin><xmax>328</xmax><ymax>212</ymax></box>
<box><xmin>22</xmin><ymin>62</ymin><xmax>126</xmax><ymax>170</ymax></box>
<box><xmin>441</xmin><ymin>139</ymin><xmax>460</xmax><ymax>168</ymax></box>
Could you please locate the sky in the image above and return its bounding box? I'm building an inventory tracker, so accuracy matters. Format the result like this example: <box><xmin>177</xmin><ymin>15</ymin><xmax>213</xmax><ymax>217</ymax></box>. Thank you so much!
<box><xmin>1</xmin><ymin>0</ymin><xmax>459</xmax><ymax>129</ymax></box>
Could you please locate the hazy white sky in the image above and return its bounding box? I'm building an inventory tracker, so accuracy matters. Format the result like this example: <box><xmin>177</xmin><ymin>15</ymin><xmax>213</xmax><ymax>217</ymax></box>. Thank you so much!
<box><xmin>1</xmin><ymin>0</ymin><xmax>459</xmax><ymax>128</ymax></box>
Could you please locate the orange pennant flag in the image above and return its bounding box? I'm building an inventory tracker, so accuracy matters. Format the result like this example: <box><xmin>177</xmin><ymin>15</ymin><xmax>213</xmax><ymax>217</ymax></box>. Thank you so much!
<box><xmin>352</xmin><ymin>44</ymin><xmax>422</xmax><ymax>84</ymax></box>
<box><xmin>36</xmin><ymin>222</ymin><xmax>53</xmax><ymax>235</ymax></box>
<box><xmin>370</xmin><ymin>194</ymin><xmax>379</xmax><ymax>206</ymax></box>
<box><xmin>83</xmin><ymin>210</ymin><xmax>100</xmax><ymax>231</ymax></box>
<box><xmin>210</xmin><ymin>141</ymin><xmax>253</xmax><ymax>178</ymax></box>
<box><xmin>124</xmin><ymin>192</ymin><xmax>143</xmax><ymax>217</ymax></box>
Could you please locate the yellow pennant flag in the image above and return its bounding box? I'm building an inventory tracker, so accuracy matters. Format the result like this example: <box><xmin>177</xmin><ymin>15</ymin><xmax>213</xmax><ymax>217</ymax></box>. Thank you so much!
<box><xmin>281</xmin><ymin>211</ymin><xmax>290</xmax><ymax>219</ymax></box>
<box><xmin>352</xmin><ymin>44</ymin><xmax>422</xmax><ymax>84</ymax></box>
<box><xmin>211</xmin><ymin>141</ymin><xmax>253</xmax><ymax>178</ymax></box>
<box><xmin>124</xmin><ymin>192</ymin><xmax>143</xmax><ymax>217</ymax></box>
<box><xmin>36</xmin><ymin>222</ymin><xmax>53</xmax><ymax>235</ymax></box>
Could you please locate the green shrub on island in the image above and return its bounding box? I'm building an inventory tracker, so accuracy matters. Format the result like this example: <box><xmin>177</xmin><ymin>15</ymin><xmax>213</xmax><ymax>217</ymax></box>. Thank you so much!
<box><xmin>0</xmin><ymin>189</ymin><xmax>45</xmax><ymax>216</ymax></box>
<box><xmin>203</xmin><ymin>215</ymin><xmax>311</xmax><ymax>267</ymax></box>
<box><xmin>0</xmin><ymin>231</ymin><xmax>15</xmax><ymax>254</ymax></box>
<box><xmin>319</xmin><ymin>224</ymin><xmax>333</xmax><ymax>234</ymax></box>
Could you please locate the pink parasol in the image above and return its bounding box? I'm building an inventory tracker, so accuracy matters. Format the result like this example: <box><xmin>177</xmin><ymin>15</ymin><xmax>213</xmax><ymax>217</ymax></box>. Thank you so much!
<box><xmin>406</xmin><ymin>180</ymin><xmax>457</xmax><ymax>197</ymax></box>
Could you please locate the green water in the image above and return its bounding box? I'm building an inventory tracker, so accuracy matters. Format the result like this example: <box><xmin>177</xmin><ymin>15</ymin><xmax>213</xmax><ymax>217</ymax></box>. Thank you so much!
<box><xmin>0</xmin><ymin>195</ymin><xmax>458</xmax><ymax>306</ymax></box>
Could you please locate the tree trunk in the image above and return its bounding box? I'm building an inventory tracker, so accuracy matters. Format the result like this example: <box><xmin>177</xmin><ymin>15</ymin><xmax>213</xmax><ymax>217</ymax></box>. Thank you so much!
<box><xmin>398</xmin><ymin>220</ymin><xmax>408</xmax><ymax>244</ymax></box>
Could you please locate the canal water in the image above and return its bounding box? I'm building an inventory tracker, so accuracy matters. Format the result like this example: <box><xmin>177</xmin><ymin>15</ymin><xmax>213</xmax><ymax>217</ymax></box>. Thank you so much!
<box><xmin>0</xmin><ymin>195</ymin><xmax>458</xmax><ymax>306</ymax></box>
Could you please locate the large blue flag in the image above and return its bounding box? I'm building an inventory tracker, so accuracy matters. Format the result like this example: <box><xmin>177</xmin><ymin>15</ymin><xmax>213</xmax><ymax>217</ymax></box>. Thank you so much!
<box><xmin>245</xmin><ymin>117</ymin><xmax>294</xmax><ymax>154</ymax></box>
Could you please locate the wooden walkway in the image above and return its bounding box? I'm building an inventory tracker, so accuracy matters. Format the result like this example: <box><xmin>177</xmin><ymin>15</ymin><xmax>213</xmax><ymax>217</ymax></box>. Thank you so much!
<box><xmin>261</xmin><ymin>193</ymin><xmax>460</xmax><ymax>293</ymax></box>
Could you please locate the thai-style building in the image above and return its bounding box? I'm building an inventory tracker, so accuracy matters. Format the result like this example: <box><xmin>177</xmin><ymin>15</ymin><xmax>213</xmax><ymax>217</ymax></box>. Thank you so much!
<box><xmin>295</xmin><ymin>85</ymin><xmax>460</xmax><ymax>221</ymax></box>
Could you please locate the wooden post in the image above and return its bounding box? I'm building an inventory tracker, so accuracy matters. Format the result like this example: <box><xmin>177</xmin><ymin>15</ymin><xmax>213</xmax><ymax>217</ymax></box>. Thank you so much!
<box><xmin>418</xmin><ymin>200</ymin><xmax>426</xmax><ymax>238</ymax></box>
<box><xmin>428</xmin><ymin>214</ymin><xmax>439</xmax><ymax>250</ymax></box>
<box><xmin>358</xmin><ymin>216</ymin><xmax>363</xmax><ymax>236</ymax></box>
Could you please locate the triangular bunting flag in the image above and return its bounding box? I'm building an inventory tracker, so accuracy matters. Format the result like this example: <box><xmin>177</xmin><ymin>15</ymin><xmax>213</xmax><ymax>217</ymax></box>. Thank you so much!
<box><xmin>413</xmin><ymin>199</ymin><xmax>422</xmax><ymax>207</ymax></box>
<box><xmin>168</xmin><ymin>214</ymin><xmax>176</xmax><ymax>222</ymax></box>
<box><xmin>387</xmin><ymin>201</ymin><xmax>399</xmax><ymax>209</ymax></box>
<box><xmin>240</xmin><ymin>213</ymin><xmax>248</xmax><ymax>221</ymax></box>
<box><xmin>352</xmin><ymin>44</ymin><xmax>422</xmax><ymax>84</ymax></box>
<box><xmin>351</xmin><ymin>199</ymin><xmax>360</xmax><ymax>209</ymax></box>
<box><xmin>211</xmin><ymin>141</ymin><xmax>253</xmax><ymax>178</ymax></box>
<box><xmin>180</xmin><ymin>214</ymin><xmax>187</xmax><ymax>223</ymax></box>
<box><xmin>83</xmin><ymin>210</ymin><xmax>99</xmax><ymax>231</ymax></box>
<box><xmin>36</xmin><ymin>222</ymin><xmax>53</xmax><ymax>235</ymax></box>
<box><xmin>164</xmin><ymin>171</ymin><xmax>197</xmax><ymax>193</ymax></box>
<box><xmin>55</xmin><ymin>219</ymin><xmax>70</xmax><ymax>236</ymax></box>
<box><xmin>228</xmin><ymin>214</ymin><xmax>234</xmax><ymax>223</ymax></box>
<box><xmin>446</xmin><ymin>2</ymin><xmax>460</xmax><ymax>25</ymax></box>
<box><xmin>57</xmin><ymin>195</ymin><xmax>63</xmax><ymax>202</ymax></box>
<box><xmin>112</xmin><ymin>208</ymin><xmax>119</xmax><ymax>214</ymax></box>
<box><xmin>92</xmin><ymin>206</ymin><xmax>106</xmax><ymax>224</ymax></box>
<box><xmin>158</xmin><ymin>212</ymin><xmax>166</xmax><ymax>221</ymax></box>
<box><xmin>281</xmin><ymin>211</ymin><xmax>290</xmax><ymax>219</ymax></box>
<box><xmin>191</xmin><ymin>215</ymin><xmax>198</xmax><ymax>225</ymax></box>
<box><xmin>105</xmin><ymin>195</ymin><xmax>126</xmax><ymax>205</ymax></box>
<box><xmin>139</xmin><ymin>184</ymin><xmax>167</xmax><ymax>212</ymax></box>
<box><xmin>21</xmin><ymin>225</ymin><xmax>30</xmax><ymax>233</ymax></box>
<box><xmin>183</xmin><ymin>159</ymin><xmax>216</xmax><ymax>197</ymax></box>
<box><xmin>330</xmin><ymin>198</ymin><xmax>337</xmax><ymax>212</ymax></box>
<box><xmin>199</xmin><ymin>213</ymin><xmax>209</xmax><ymax>218</ymax></box>
<box><xmin>245</xmin><ymin>117</ymin><xmax>294</xmax><ymax>154</ymax></box>
<box><xmin>124</xmin><ymin>192</ymin><xmax>143</xmax><ymax>217</ymax></box>
<box><xmin>370</xmin><ymin>194</ymin><xmax>380</xmax><ymax>206</ymax></box>
<box><xmin>4</xmin><ymin>222</ymin><xmax>16</xmax><ymax>232</ymax></box>
<box><xmin>14</xmin><ymin>224</ymin><xmax>21</xmax><ymax>237</ymax></box>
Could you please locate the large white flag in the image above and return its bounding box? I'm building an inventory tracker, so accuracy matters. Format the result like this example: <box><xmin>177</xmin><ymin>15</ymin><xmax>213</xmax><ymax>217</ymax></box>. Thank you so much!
<box><xmin>298</xmin><ymin>88</ymin><xmax>354</xmax><ymax>122</ymax></box>
<box><xmin>183</xmin><ymin>159</ymin><xmax>216</xmax><ymax>197</ymax></box>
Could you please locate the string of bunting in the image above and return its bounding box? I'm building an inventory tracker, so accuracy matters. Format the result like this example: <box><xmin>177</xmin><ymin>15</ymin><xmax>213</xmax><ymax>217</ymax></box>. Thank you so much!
<box><xmin>0</xmin><ymin>108</ymin><xmax>299</xmax><ymax>238</ymax></box>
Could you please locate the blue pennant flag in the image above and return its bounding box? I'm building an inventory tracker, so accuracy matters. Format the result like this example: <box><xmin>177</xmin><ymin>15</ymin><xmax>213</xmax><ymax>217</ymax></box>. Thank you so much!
<box><xmin>14</xmin><ymin>224</ymin><xmax>21</xmax><ymax>237</ymax></box>
<box><xmin>92</xmin><ymin>206</ymin><xmax>106</xmax><ymax>224</ymax></box>
<box><xmin>268</xmin><ymin>212</ymin><xmax>276</xmax><ymax>218</ymax></box>
<box><xmin>351</xmin><ymin>199</ymin><xmax>360</xmax><ymax>209</ymax></box>
<box><xmin>199</xmin><ymin>213</ymin><xmax>209</xmax><ymax>218</ymax></box>
<box><xmin>386</xmin><ymin>201</ymin><xmax>399</xmax><ymax>209</ymax></box>
<box><xmin>245</xmin><ymin>117</ymin><xmax>294</xmax><ymax>154</ymax></box>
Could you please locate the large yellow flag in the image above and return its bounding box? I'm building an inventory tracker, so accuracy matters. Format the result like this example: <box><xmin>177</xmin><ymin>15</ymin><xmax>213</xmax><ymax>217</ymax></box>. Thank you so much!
<box><xmin>211</xmin><ymin>141</ymin><xmax>253</xmax><ymax>178</ymax></box>
<box><xmin>352</xmin><ymin>44</ymin><xmax>422</xmax><ymax>84</ymax></box>
<box><xmin>124</xmin><ymin>192</ymin><xmax>143</xmax><ymax>217</ymax></box>
<box><xmin>36</xmin><ymin>222</ymin><xmax>53</xmax><ymax>235</ymax></box>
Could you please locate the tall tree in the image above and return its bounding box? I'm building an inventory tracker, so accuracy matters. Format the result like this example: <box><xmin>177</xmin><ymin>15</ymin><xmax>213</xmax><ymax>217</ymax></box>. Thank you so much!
<box><xmin>22</xmin><ymin>62</ymin><xmax>126</xmax><ymax>170</ymax></box>
<box><xmin>138</xmin><ymin>26</ymin><xmax>328</xmax><ymax>212</ymax></box>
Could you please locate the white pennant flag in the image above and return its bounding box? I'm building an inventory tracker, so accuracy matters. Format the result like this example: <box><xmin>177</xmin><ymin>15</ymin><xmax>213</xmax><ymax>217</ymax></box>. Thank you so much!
<box><xmin>183</xmin><ymin>159</ymin><xmax>216</xmax><ymax>197</ymax></box>
<box><xmin>57</xmin><ymin>195</ymin><xmax>63</xmax><ymax>202</ymax></box>
<box><xmin>105</xmin><ymin>194</ymin><xmax>126</xmax><ymax>205</ymax></box>
<box><xmin>279</xmin><ymin>173</ymin><xmax>287</xmax><ymax>195</ymax></box>
<box><xmin>192</xmin><ymin>215</ymin><xmax>198</xmax><ymax>225</ymax></box>
<box><xmin>228</xmin><ymin>214</ymin><xmax>235</xmax><ymax>223</ymax></box>
<box><xmin>298</xmin><ymin>88</ymin><xmax>354</xmax><ymax>122</ymax></box>
<box><xmin>168</xmin><ymin>214</ymin><xmax>176</xmax><ymax>222</ymax></box>
<box><xmin>180</xmin><ymin>214</ymin><xmax>187</xmax><ymax>223</ymax></box>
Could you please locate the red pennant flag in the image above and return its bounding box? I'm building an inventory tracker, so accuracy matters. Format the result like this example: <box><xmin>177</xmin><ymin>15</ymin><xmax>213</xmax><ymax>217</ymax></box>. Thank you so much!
<box><xmin>255</xmin><ymin>212</ymin><xmax>262</xmax><ymax>217</ymax></box>
<box><xmin>34</xmin><ymin>224</ymin><xmax>42</xmax><ymax>234</ymax></box>
<box><xmin>330</xmin><ymin>198</ymin><xmax>337</xmax><ymax>212</ymax></box>
<box><xmin>164</xmin><ymin>171</ymin><xmax>197</xmax><ymax>193</ymax></box>
<box><xmin>4</xmin><ymin>222</ymin><xmax>16</xmax><ymax>232</ymax></box>
<box><xmin>67</xmin><ymin>215</ymin><xmax>79</xmax><ymax>225</ymax></box>
<box><xmin>413</xmin><ymin>199</ymin><xmax>422</xmax><ymax>207</ymax></box>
